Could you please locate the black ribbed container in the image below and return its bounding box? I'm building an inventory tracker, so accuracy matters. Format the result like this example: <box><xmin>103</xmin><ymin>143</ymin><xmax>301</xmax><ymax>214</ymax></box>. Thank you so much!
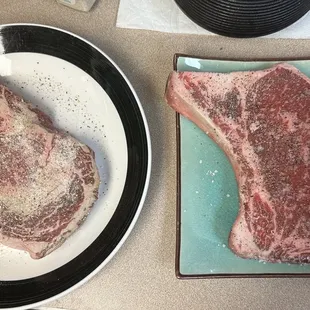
<box><xmin>175</xmin><ymin>0</ymin><xmax>310</xmax><ymax>38</ymax></box>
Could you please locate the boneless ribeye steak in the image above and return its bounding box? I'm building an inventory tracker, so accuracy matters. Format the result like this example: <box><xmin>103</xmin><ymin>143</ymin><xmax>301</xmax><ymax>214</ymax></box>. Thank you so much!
<box><xmin>165</xmin><ymin>63</ymin><xmax>310</xmax><ymax>264</ymax></box>
<box><xmin>0</xmin><ymin>84</ymin><xmax>100</xmax><ymax>259</ymax></box>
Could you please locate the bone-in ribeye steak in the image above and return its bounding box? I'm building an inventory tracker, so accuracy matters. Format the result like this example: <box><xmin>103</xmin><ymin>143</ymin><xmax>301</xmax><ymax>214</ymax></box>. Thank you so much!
<box><xmin>165</xmin><ymin>63</ymin><xmax>310</xmax><ymax>264</ymax></box>
<box><xmin>0</xmin><ymin>84</ymin><xmax>100</xmax><ymax>259</ymax></box>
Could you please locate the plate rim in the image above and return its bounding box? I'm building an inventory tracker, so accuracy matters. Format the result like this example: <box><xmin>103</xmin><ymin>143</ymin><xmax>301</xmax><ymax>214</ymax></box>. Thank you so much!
<box><xmin>0</xmin><ymin>23</ymin><xmax>152</xmax><ymax>309</ymax></box>
<box><xmin>173</xmin><ymin>53</ymin><xmax>310</xmax><ymax>279</ymax></box>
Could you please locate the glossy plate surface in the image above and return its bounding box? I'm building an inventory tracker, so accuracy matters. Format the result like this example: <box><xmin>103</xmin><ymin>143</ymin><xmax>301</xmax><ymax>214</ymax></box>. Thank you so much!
<box><xmin>175</xmin><ymin>54</ymin><xmax>310</xmax><ymax>278</ymax></box>
<box><xmin>0</xmin><ymin>24</ymin><xmax>151</xmax><ymax>309</ymax></box>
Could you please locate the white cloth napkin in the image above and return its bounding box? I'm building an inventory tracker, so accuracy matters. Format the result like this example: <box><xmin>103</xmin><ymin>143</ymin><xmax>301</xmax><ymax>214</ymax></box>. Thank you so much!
<box><xmin>116</xmin><ymin>0</ymin><xmax>310</xmax><ymax>39</ymax></box>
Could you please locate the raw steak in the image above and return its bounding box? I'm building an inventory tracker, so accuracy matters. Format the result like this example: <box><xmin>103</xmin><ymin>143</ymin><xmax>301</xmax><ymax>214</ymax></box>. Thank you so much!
<box><xmin>0</xmin><ymin>84</ymin><xmax>100</xmax><ymax>259</ymax></box>
<box><xmin>165</xmin><ymin>63</ymin><xmax>310</xmax><ymax>264</ymax></box>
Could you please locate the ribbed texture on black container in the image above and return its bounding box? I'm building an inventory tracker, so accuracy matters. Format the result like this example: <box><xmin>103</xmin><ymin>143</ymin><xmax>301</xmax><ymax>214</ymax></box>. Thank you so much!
<box><xmin>175</xmin><ymin>0</ymin><xmax>310</xmax><ymax>38</ymax></box>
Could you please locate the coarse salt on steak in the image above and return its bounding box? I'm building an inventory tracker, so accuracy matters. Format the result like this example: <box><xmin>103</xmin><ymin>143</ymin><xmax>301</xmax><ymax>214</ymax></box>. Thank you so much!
<box><xmin>165</xmin><ymin>63</ymin><xmax>310</xmax><ymax>264</ymax></box>
<box><xmin>0</xmin><ymin>84</ymin><xmax>100</xmax><ymax>259</ymax></box>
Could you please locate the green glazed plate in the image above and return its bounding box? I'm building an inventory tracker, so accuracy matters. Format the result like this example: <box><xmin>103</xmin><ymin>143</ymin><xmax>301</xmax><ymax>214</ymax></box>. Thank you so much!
<box><xmin>175</xmin><ymin>54</ymin><xmax>310</xmax><ymax>278</ymax></box>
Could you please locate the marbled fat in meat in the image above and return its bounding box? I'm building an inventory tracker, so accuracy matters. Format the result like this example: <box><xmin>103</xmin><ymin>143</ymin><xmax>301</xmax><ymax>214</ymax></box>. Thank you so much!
<box><xmin>165</xmin><ymin>63</ymin><xmax>310</xmax><ymax>264</ymax></box>
<box><xmin>0</xmin><ymin>85</ymin><xmax>100</xmax><ymax>259</ymax></box>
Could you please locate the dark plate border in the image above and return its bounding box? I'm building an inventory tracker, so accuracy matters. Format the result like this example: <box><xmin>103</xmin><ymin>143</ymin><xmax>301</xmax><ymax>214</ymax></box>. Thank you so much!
<box><xmin>173</xmin><ymin>53</ymin><xmax>310</xmax><ymax>279</ymax></box>
<box><xmin>0</xmin><ymin>24</ymin><xmax>151</xmax><ymax>308</ymax></box>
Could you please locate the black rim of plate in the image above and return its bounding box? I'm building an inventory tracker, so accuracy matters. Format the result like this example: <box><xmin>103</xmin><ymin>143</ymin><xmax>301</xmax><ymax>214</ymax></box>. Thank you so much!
<box><xmin>174</xmin><ymin>0</ymin><xmax>310</xmax><ymax>38</ymax></box>
<box><xmin>0</xmin><ymin>24</ymin><xmax>150</xmax><ymax>308</ymax></box>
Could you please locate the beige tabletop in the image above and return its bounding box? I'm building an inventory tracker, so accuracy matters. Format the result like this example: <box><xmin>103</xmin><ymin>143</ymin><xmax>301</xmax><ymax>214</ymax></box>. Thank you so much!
<box><xmin>2</xmin><ymin>1</ymin><xmax>310</xmax><ymax>310</ymax></box>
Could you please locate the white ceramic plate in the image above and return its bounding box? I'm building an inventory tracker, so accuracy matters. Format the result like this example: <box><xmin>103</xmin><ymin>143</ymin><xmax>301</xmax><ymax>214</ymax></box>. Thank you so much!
<box><xmin>0</xmin><ymin>24</ymin><xmax>151</xmax><ymax>310</ymax></box>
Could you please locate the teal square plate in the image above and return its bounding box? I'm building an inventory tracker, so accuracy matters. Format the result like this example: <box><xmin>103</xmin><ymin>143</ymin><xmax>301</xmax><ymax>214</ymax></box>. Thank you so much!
<box><xmin>174</xmin><ymin>54</ymin><xmax>310</xmax><ymax>278</ymax></box>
